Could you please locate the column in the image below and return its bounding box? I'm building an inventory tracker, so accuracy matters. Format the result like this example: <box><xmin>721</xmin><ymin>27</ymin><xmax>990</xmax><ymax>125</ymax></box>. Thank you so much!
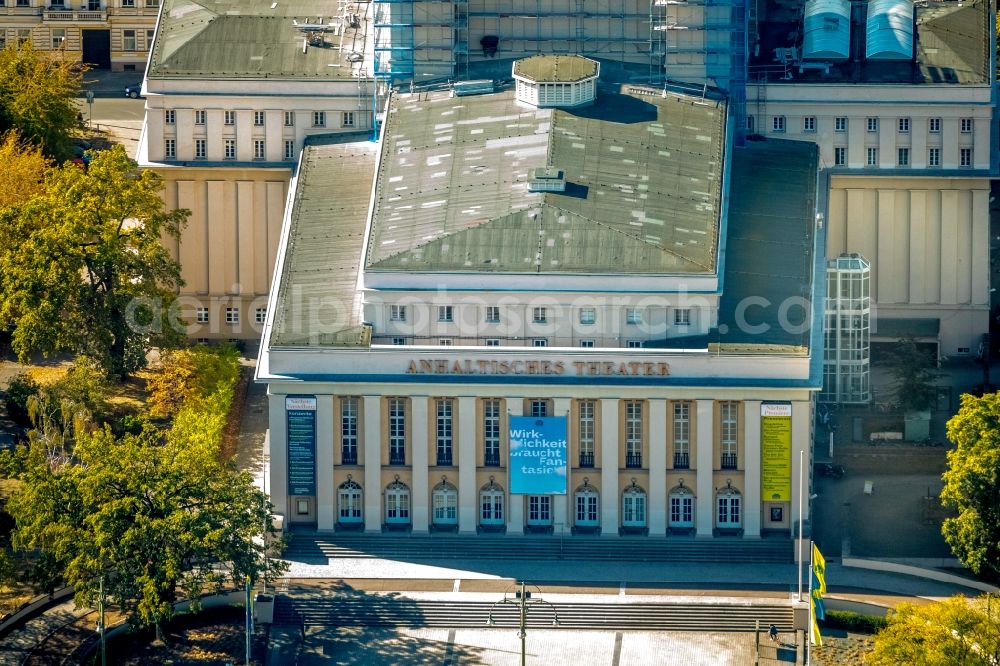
<box><xmin>743</xmin><ymin>400</ymin><xmax>762</xmax><ymax>538</ymax></box>
<box><xmin>695</xmin><ymin>399</ymin><xmax>714</xmax><ymax>537</ymax></box>
<box><xmin>507</xmin><ymin>400</ymin><xmax>524</xmax><ymax>535</ymax></box>
<box><xmin>267</xmin><ymin>391</ymin><xmax>288</xmax><ymax>523</ymax></box>
<box><xmin>553</xmin><ymin>397</ymin><xmax>571</xmax><ymax>535</ymax></box>
<box><xmin>363</xmin><ymin>395</ymin><xmax>382</xmax><ymax>533</ymax></box>
<box><xmin>315</xmin><ymin>395</ymin><xmax>335</xmax><ymax>531</ymax></box>
<box><xmin>600</xmin><ymin>398</ymin><xmax>619</xmax><ymax>535</ymax></box>
<box><xmin>411</xmin><ymin>397</ymin><xmax>429</xmax><ymax>533</ymax></box>
<box><xmin>648</xmin><ymin>399</ymin><xmax>667</xmax><ymax>536</ymax></box>
<box><xmin>458</xmin><ymin>396</ymin><xmax>477</xmax><ymax>534</ymax></box>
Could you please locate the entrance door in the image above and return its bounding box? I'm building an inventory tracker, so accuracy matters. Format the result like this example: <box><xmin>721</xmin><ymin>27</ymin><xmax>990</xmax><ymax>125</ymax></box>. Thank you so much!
<box><xmin>82</xmin><ymin>29</ymin><xmax>111</xmax><ymax>69</ymax></box>
<box><xmin>527</xmin><ymin>496</ymin><xmax>551</xmax><ymax>527</ymax></box>
<box><xmin>669</xmin><ymin>492</ymin><xmax>694</xmax><ymax>529</ymax></box>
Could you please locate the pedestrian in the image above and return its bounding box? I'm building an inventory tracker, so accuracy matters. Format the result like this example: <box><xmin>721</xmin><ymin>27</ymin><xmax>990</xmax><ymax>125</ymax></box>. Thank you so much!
<box><xmin>768</xmin><ymin>624</ymin><xmax>778</xmax><ymax>642</ymax></box>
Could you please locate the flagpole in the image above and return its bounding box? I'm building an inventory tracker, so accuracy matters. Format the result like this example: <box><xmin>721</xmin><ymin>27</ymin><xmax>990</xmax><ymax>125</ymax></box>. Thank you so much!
<box><xmin>797</xmin><ymin>449</ymin><xmax>804</xmax><ymax>602</ymax></box>
<box><xmin>807</xmin><ymin>540</ymin><xmax>814</xmax><ymax>664</ymax></box>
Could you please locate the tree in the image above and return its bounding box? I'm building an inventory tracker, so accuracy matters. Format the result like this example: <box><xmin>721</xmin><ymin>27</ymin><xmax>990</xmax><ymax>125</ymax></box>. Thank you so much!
<box><xmin>0</xmin><ymin>42</ymin><xmax>82</xmax><ymax>161</ymax></box>
<box><xmin>0</xmin><ymin>130</ymin><xmax>51</xmax><ymax>210</ymax></box>
<box><xmin>3</xmin><ymin>424</ymin><xmax>285</xmax><ymax>641</ymax></box>
<box><xmin>0</xmin><ymin>145</ymin><xmax>189</xmax><ymax>379</ymax></box>
<box><xmin>941</xmin><ymin>392</ymin><xmax>1000</xmax><ymax>579</ymax></box>
<box><xmin>867</xmin><ymin>596</ymin><xmax>1000</xmax><ymax>666</ymax></box>
<box><xmin>888</xmin><ymin>335</ymin><xmax>939</xmax><ymax>412</ymax></box>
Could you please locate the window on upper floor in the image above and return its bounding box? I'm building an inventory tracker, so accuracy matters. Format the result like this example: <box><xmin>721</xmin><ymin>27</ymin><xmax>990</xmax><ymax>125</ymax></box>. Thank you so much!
<box><xmin>195</xmin><ymin>138</ymin><xmax>206</xmax><ymax>159</ymax></box>
<box><xmin>389</xmin><ymin>305</ymin><xmax>407</xmax><ymax>322</ymax></box>
<box><xmin>123</xmin><ymin>29</ymin><xmax>136</xmax><ymax>52</ymax></box>
<box><xmin>255</xmin><ymin>307</ymin><xmax>267</xmax><ymax>324</ymax></box>
<box><xmin>438</xmin><ymin>305</ymin><xmax>453</xmax><ymax>322</ymax></box>
<box><xmin>225</xmin><ymin>307</ymin><xmax>239</xmax><ymax>324</ymax></box>
<box><xmin>194</xmin><ymin>109</ymin><xmax>205</xmax><ymax>125</ymax></box>
<box><xmin>898</xmin><ymin>117</ymin><xmax>910</xmax><ymax>133</ymax></box>
<box><xmin>485</xmin><ymin>306</ymin><xmax>500</xmax><ymax>323</ymax></box>
<box><xmin>122</xmin><ymin>0</ymin><xmax>135</xmax><ymax>6</ymax></box>
<box><xmin>253</xmin><ymin>139</ymin><xmax>265</xmax><ymax>160</ymax></box>
<box><xmin>929</xmin><ymin>118</ymin><xmax>941</xmax><ymax>133</ymax></box>
<box><xmin>834</xmin><ymin>146</ymin><xmax>846</xmax><ymax>166</ymax></box>
<box><xmin>866</xmin><ymin>147</ymin><xmax>878</xmax><ymax>166</ymax></box>
<box><xmin>284</xmin><ymin>139</ymin><xmax>295</xmax><ymax>161</ymax></box>
<box><xmin>163</xmin><ymin>138</ymin><xmax>175</xmax><ymax>158</ymax></box>
<box><xmin>928</xmin><ymin>147</ymin><xmax>941</xmax><ymax>167</ymax></box>
<box><xmin>254</xmin><ymin>111</ymin><xmax>265</xmax><ymax>126</ymax></box>
<box><xmin>579</xmin><ymin>307</ymin><xmax>596</xmax><ymax>325</ymax></box>
<box><xmin>164</xmin><ymin>109</ymin><xmax>175</xmax><ymax>124</ymax></box>
<box><xmin>961</xmin><ymin>118</ymin><xmax>973</xmax><ymax>133</ymax></box>
<box><xmin>866</xmin><ymin>117</ymin><xmax>878</xmax><ymax>132</ymax></box>
<box><xmin>145</xmin><ymin>0</ymin><xmax>159</xmax><ymax>7</ymax></box>
<box><xmin>532</xmin><ymin>307</ymin><xmax>547</xmax><ymax>324</ymax></box>
<box><xmin>674</xmin><ymin>309</ymin><xmax>691</xmax><ymax>326</ymax></box>
<box><xmin>897</xmin><ymin>148</ymin><xmax>909</xmax><ymax>167</ymax></box>
<box><xmin>803</xmin><ymin>116</ymin><xmax>816</xmax><ymax>133</ymax></box>
<box><xmin>835</xmin><ymin>117</ymin><xmax>846</xmax><ymax>132</ymax></box>
<box><xmin>625</xmin><ymin>308</ymin><xmax>643</xmax><ymax>325</ymax></box>
<box><xmin>960</xmin><ymin>148</ymin><xmax>972</xmax><ymax>167</ymax></box>
<box><xmin>224</xmin><ymin>139</ymin><xmax>235</xmax><ymax>160</ymax></box>
<box><xmin>284</xmin><ymin>111</ymin><xmax>295</xmax><ymax>126</ymax></box>
<box><xmin>224</xmin><ymin>110</ymin><xmax>235</xmax><ymax>126</ymax></box>
<box><xmin>313</xmin><ymin>111</ymin><xmax>326</xmax><ymax>127</ymax></box>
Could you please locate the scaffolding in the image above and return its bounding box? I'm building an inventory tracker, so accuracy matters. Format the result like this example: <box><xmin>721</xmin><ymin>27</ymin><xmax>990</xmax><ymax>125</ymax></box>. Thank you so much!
<box><xmin>372</xmin><ymin>0</ymin><xmax>464</xmax><ymax>84</ymax></box>
<box><xmin>650</xmin><ymin>0</ymin><xmax>748</xmax><ymax>145</ymax></box>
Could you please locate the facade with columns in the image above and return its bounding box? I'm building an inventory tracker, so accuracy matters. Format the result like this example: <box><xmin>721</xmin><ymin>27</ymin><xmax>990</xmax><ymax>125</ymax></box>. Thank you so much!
<box><xmin>257</xmin><ymin>57</ymin><xmax>823</xmax><ymax>539</ymax></box>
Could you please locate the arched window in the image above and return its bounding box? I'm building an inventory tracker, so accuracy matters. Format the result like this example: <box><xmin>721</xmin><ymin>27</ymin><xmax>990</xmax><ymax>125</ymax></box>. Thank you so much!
<box><xmin>338</xmin><ymin>478</ymin><xmax>363</xmax><ymax>524</ymax></box>
<box><xmin>480</xmin><ymin>478</ymin><xmax>504</xmax><ymax>526</ymax></box>
<box><xmin>574</xmin><ymin>479</ymin><xmax>599</xmax><ymax>528</ymax></box>
<box><xmin>669</xmin><ymin>483</ymin><xmax>695</xmax><ymax>529</ymax></box>
<box><xmin>716</xmin><ymin>483</ymin><xmax>742</xmax><ymax>530</ymax></box>
<box><xmin>527</xmin><ymin>495</ymin><xmax>552</xmax><ymax>527</ymax></box>
<box><xmin>432</xmin><ymin>478</ymin><xmax>458</xmax><ymax>527</ymax></box>
<box><xmin>385</xmin><ymin>477</ymin><xmax>411</xmax><ymax>525</ymax></box>
<box><xmin>622</xmin><ymin>481</ymin><xmax>647</xmax><ymax>528</ymax></box>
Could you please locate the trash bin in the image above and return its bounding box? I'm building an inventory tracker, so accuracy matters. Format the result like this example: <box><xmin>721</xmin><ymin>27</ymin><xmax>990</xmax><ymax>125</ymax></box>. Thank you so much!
<box><xmin>255</xmin><ymin>593</ymin><xmax>274</xmax><ymax>624</ymax></box>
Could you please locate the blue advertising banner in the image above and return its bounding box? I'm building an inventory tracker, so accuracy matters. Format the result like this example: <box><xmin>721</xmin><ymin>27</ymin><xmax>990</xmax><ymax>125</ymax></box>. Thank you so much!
<box><xmin>286</xmin><ymin>396</ymin><xmax>317</xmax><ymax>496</ymax></box>
<box><xmin>509</xmin><ymin>416</ymin><xmax>568</xmax><ymax>495</ymax></box>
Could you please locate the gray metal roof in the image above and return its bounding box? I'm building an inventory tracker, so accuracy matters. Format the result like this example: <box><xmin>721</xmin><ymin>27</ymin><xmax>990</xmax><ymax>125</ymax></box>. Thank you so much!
<box><xmin>366</xmin><ymin>86</ymin><xmax>726</xmax><ymax>274</ymax></box>
<box><xmin>269</xmin><ymin>134</ymin><xmax>377</xmax><ymax>347</ymax></box>
<box><xmin>150</xmin><ymin>0</ymin><xmax>368</xmax><ymax>79</ymax></box>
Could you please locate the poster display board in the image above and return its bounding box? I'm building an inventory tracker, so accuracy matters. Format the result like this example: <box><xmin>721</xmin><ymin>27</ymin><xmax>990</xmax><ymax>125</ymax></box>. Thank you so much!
<box><xmin>286</xmin><ymin>396</ymin><xmax>317</xmax><ymax>496</ymax></box>
<box><xmin>509</xmin><ymin>416</ymin><xmax>568</xmax><ymax>495</ymax></box>
<box><xmin>760</xmin><ymin>402</ymin><xmax>792</xmax><ymax>501</ymax></box>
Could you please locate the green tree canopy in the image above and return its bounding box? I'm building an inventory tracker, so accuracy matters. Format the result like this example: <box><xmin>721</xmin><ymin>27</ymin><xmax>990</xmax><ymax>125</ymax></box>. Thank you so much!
<box><xmin>0</xmin><ymin>145</ymin><xmax>189</xmax><ymax>378</ymax></box>
<box><xmin>942</xmin><ymin>392</ymin><xmax>1000</xmax><ymax>579</ymax></box>
<box><xmin>867</xmin><ymin>596</ymin><xmax>1000</xmax><ymax>666</ymax></box>
<box><xmin>0</xmin><ymin>42</ymin><xmax>82</xmax><ymax>160</ymax></box>
<box><xmin>3</xmin><ymin>423</ymin><xmax>285</xmax><ymax>640</ymax></box>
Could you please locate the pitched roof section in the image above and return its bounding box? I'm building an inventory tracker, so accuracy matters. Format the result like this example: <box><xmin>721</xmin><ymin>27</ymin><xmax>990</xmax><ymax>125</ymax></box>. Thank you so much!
<box><xmin>151</xmin><ymin>0</ymin><xmax>366</xmax><ymax>79</ymax></box>
<box><xmin>513</xmin><ymin>55</ymin><xmax>600</xmax><ymax>82</ymax></box>
<box><xmin>366</xmin><ymin>86</ymin><xmax>726</xmax><ymax>274</ymax></box>
<box><xmin>915</xmin><ymin>0</ymin><xmax>989</xmax><ymax>84</ymax></box>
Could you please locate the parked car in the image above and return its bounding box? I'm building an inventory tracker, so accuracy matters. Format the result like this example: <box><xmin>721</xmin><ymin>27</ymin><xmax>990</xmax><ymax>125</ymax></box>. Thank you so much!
<box><xmin>124</xmin><ymin>82</ymin><xmax>143</xmax><ymax>98</ymax></box>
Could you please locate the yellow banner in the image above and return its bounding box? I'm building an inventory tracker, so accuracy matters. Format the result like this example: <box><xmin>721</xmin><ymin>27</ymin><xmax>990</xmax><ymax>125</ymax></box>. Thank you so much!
<box><xmin>760</xmin><ymin>403</ymin><xmax>792</xmax><ymax>501</ymax></box>
<box><xmin>813</xmin><ymin>543</ymin><xmax>827</xmax><ymax>596</ymax></box>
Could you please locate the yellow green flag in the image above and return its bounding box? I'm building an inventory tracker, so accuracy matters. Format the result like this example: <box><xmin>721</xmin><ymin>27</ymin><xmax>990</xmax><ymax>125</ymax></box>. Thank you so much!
<box><xmin>810</xmin><ymin>595</ymin><xmax>824</xmax><ymax>647</ymax></box>
<box><xmin>812</xmin><ymin>543</ymin><xmax>827</xmax><ymax>596</ymax></box>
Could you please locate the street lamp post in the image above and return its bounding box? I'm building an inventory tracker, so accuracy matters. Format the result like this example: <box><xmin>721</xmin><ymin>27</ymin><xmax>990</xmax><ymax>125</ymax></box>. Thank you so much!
<box><xmin>487</xmin><ymin>581</ymin><xmax>559</xmax><ymax>666</ymax></box>
<box><xmin>797</xmin><ymin>448</ymin><xmax>805</xmax><ymax>602</ymax></box>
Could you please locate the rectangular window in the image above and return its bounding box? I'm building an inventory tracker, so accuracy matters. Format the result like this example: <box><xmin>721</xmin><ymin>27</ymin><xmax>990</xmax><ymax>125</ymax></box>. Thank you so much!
<box><xmin>674</xmin><ymin>308</ymin><xmax>691</xmax><ymax>326</ymax></box>
<box><xmin>746</xmin><ymin>115</ymin><xmax>754</xmax><ymax>132</ymax></box>
<box><xmin>195</xmin><ymin>307</ymin><xmax>208</xmax><ymax>324</ymax></box>
<box><xmin>284</xmin><ymin>111</ymin><xmax>295</xmax><ymax>127</ymax></box>
<box><xmin>961</xmin><ymin>118</ymin><xmax>973</xmax><ymax>133</ymax></box>
<box><xmin>803</xmin><ymin>116</ymin><xmax>816</xmax><ymax>132</ymax></box>
<box><xmin>866</xmin><ymin>147</ymin><xmax>878</xmax><ymax>166</ymax></box>
<box><xmin>194</xmin><ymin>109</ymin><xmax>206</xmax><ymax>125</ymax></box>
<box><xmin>580</xmin><ymin>339</ymin><xmax>595</xmax><ymax>348</ymax></box>
<box><xmin>483</xmin><ymin>399</ymin><xmax>501</xmax><ymax>466</ymax></box>
<box><xmin>485</xmin><ymin>338</ymin><xmax>500</xmax><ymax>346</ymax></box>
<box><xmin>625</xmin><ymin>401</ymin><xmax>642</xmax><ymax>468</ymax></box>
<box><xmin>224</xmin><ymin>110</ymin><xmax>235</xmax><ymax>125</ymax></box>
<box><xmin>867</xmin><ymin>117</ymin><xmax>878</xmax><ymax>132</ymax></box>
<box><xmin>392</xmin><ymin>337</ymin><xmax>406</xmax><ymax>345</ymax></box>
<box><xmin>772</xmin><ymin>116</ymin><xmax>785</xmax><ymax>132</ymax></box>
<box><xmin>312</xmin><ymin>111</ymin><xmax>326</xmax><ymax>127</ymax></box>
<box><xmin>626</xmin><ymin>340</ymin><xmax>642</xmax><ymax>349</ymax></box>
<box><xmin>254</xmin><ymin>111</ymin><xmax>265</xmax><ymax>126</ymax></box>
<box><xmin>578</xmin><ymin>400</ymin><xmax>595</xmax><ymax>467</ymax></box>
<box><xmin>255</xmin><ymin>307</ymin><xmax>267</xmax><ymax>324</ymax></box>
<box><xmin>834</xmin><ymin>146</ymin><xmax>846</xmax><ymax>166</ymax></box>
<box><xmin>835</xmin><ymin>117</ymin><xmax>846</xmax><ymax>132</ymax></box>
<box><xmin>51</xmin><ymin>28</ymin><xmax>65</xmax><ymax>49</ymax></box>
<box><xmin>438</xmin><ymin>305</ymin><xmax>453</xmax><ymax>322</ymax></box>
<box><xmin>224</xmin><ymin>139</ymin><xmax>236</xmax><ymax>160</ymax></box>
<box><xmin>438</xmin><ymin>338</ymin><xmax>453</xmax><ymax>346</ymax></box>
<box><xmin>532</xmin><ymin>338</ymin><xmax>548</xmax><ymax>347</ymax></box>
<box><xmin>435</xmin><ymin>398</ymin><xmax>453</xmax><ymax>466</ymax></box>
<box><xmin>284</xmin><ymin>140</ymin><xmax>295</xmax><ymax>161</ymax></box>
<box><xmin>225</xmin><ymin>307</ymin><xmax>239</xmax><ymax>324</ymax></box>
<box><xmin>164</xmin><ymin>138</ymin><xmax>176</xmax><ymax>158</ymax></box>
<box><xmin>898</xmin><ymin>117</ymin><xmax>910</xmax><ymax>133</ymax></box>
<box><xmin>122</xmin><ymin>0</ymin><xmax>135</xmax><ymax>5</ymax></box>
<box><xmin>388</xmin><ymin>398</ymin><xmax>406</xmax><ymax>465</ymax></box>
<box><xmin>579</xmin><ymin>307</ymin><xmax>596</xmax><ymax>325</ymax></box>
<box><xmin>928</xmin><ymin>147</ymin><xmax>941</xmax><ymax>167</ymax></box>
<box><xmin>17</xmin><ymin>29</ymin><xmax>30</xmax><ymax>45</ymax></box>
<box><xmin>530</xmin><ymin>400</ymin><xmax>550</xmax><ymax>418</ymax></box>
<box><xmin>146</xmin><ymin>30</ymin><xmax>154</xmax><ymax>48</ymax></box>
<box><xmin>390</xmin><ymin>305</ymin><xmax>407</xmax><ymax>322</ymax></box>
<box><xmin>164</xmin><ymin>109</ymin><xmax>175</xmax><ymax>124</ymax></box>
<box><xmin>929</xmin><ymin>118</ymin><xmax>941</xmax><ymax>133</ymax></box>
<box><xmin>195</xmin><ymin>139</ymin><xmax>206</xmax><ymax>159</ymax></box>
<box><xmin>341</xmin><ymin>397</ymin><xmax>358</xmax><ymax>464</ymax></box>
<box><xmin>625</xmin><ymin>308</ymin><xmax>642</xmax><ymax>325</ymax></box>
<box><xmin>123</xmin><ymin>29</ymin><xmax>136</xmax><ymax>52</ymax></box>
<box><xmin>532</xmin><ymin>307</ymin><xmax>547</xmax><ymax>323</ymax></box>
<box><xmin>960</xmin><ymin>148</ymin><xmax>972</xmax><ymax>167</ymax></box>
<box><xmin>253</xmin><ymin>139</ymin><xmax>265</xmax><ymax>160</ymax></box>
<box><xmin>720</xmin><ymin>402</ymin><xmax>738</xmax><ymax>469</ymax></box>
<box><xmin>485</xmin><ymin>306</ymin><xmax>500</xmax><ymax>323</ymax></box>
<box><xmin>897</xmin><ymin>148</ymin><xmax>909</xmax><ymax>167</ymax></box>
<box><xmin>343</xmin><ymin>111</ymin><xmax>355</xmax><ymax>127</ymax></box>
<box><xmin>145</xmin><ymin>0</ymin><xmax>159</xmax><ymax>6</ymax></box>
<box><xmin>673</xmin><ymin>401</ymin><xmax>690</xmax><ymax>468</ymax></box>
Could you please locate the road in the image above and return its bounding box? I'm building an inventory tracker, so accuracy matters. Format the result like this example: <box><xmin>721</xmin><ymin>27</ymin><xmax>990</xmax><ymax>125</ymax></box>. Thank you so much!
<box><xmin>73</xmin><ymin>97</ymin><xmax>145</xmax><ymax>123</ymax></box>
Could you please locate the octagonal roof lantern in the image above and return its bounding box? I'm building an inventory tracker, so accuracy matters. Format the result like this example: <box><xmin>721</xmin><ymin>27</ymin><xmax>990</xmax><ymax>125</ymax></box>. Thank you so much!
<box><xmin>512</xmin><ymin>54</ymin><xmax>600</xmax><ymax>108</ymax></box>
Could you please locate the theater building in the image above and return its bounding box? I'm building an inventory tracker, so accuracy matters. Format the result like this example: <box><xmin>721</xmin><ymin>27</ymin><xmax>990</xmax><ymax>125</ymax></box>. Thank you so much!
<box><xmin>257</xmin><ymin>56</ymin><xmax>824</xmax><ymax>539</ymax></box>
